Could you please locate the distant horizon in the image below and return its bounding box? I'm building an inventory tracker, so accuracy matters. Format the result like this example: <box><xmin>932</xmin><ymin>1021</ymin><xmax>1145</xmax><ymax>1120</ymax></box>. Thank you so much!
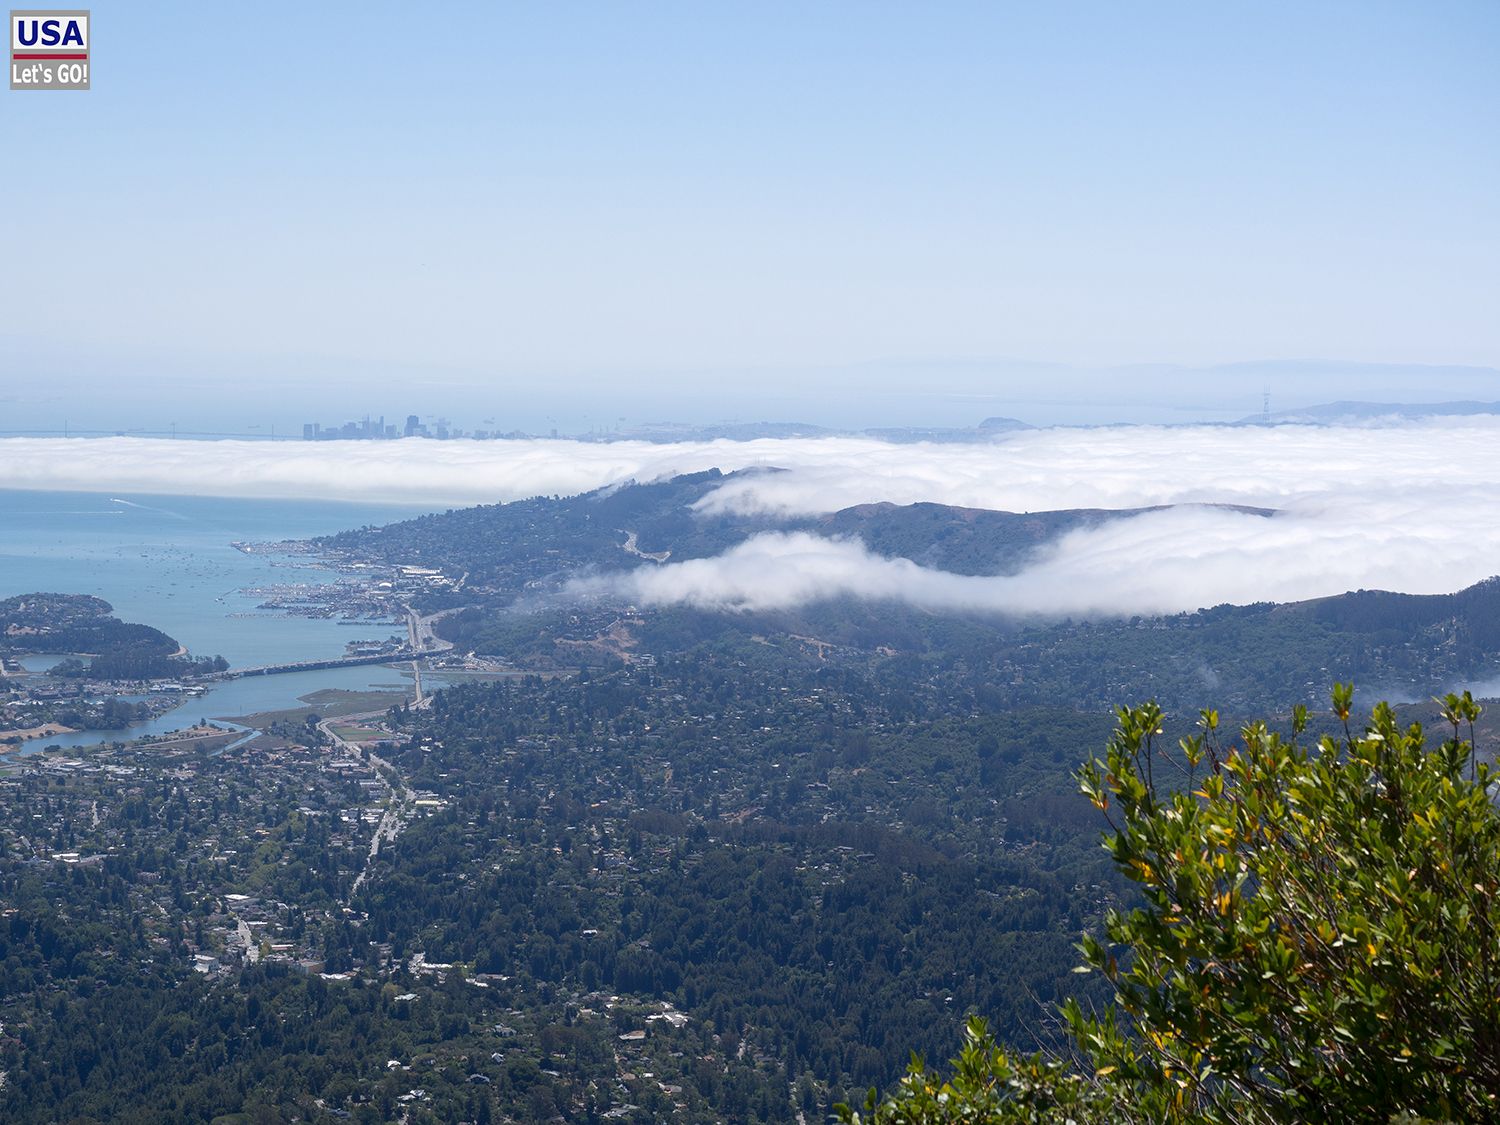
<box><xmin>3</xmin><ymin>355</ymin><xmax>1498</xmax><ymax>439</ymax></box>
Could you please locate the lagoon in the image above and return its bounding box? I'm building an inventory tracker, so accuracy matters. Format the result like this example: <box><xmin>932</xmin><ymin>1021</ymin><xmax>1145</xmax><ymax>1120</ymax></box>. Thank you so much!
<box><xmin>29</xmin><ymin>665</ymin><xmax>422</xmax><ymax>751</ymax></box>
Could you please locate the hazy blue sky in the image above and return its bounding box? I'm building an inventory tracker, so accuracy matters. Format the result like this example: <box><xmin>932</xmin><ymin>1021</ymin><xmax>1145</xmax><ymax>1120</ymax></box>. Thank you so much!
<box><xmin>3</xmin><ymin>2</ymin><xmax>1497</xmax><ymax>433</ymax></box>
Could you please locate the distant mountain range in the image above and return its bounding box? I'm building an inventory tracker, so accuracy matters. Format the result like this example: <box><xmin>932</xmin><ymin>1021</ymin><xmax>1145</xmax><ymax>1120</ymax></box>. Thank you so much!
<box><xmin>599</xmin><ymin>401</ymin><xmax>1500</xmax><ymax>443</ymax></box>
<box><xmin>1238</xmin><ymin>400</ymin><xmax>1500</xmax><ymax>425</ymax></box>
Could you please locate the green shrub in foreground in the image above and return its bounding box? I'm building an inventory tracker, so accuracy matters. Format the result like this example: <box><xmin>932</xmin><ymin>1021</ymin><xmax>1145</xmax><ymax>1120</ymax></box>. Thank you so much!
<box><xmin>842</xmin><ymin>687</ymin><xmax>1500</xmax><ymax>1124</ymax></box>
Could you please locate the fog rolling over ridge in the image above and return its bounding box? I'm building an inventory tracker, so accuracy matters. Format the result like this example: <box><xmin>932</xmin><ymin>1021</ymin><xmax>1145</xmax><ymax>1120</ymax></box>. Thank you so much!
<box><xmin>4</xmin><ymin>414</ymin><xmax>1499</xmax><ymax>617</ymax></box>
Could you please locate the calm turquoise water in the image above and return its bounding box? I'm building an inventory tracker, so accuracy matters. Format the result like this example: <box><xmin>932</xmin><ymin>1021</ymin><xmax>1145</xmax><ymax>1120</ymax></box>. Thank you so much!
<box><xmin>0</xmin><ymin>490</ymin><xmax>438</xmax><ymax>666</ymax></box>
<box><xmin>1</xmin><ymin>489</ymin><xmax>448</xmax><ymax>750</ymax></box>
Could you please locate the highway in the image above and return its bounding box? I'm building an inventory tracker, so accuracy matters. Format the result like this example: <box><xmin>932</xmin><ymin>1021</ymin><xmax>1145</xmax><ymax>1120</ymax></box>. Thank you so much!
<box><xmin>264</xmin><ymin>607</ymin><xmax>458</xmax><ymax>900</ymax></box>
<box><xmin>319</xmin><ymin>710</ymin><xmax>411</xmax><ymax>903</ymax></box>
<box><xmin>405</xmin><ymin>605</ymin><xmax>455</xmax><ymax>654</ymax></box>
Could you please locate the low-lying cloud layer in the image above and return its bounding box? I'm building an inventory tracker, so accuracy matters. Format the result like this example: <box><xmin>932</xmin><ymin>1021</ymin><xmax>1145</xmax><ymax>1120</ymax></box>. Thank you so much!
<box><xmin>0</xmin><ymin>436</ymin><xmax>770</xmax><ymax>506</ymax></box>
<box><xmin>573</xmin><ymin>496</ymin><xmax>1499</xmax><ymax>618</ymax></box>
<box><xmin>4</xmin><ymin>416</ymin><xmax>1500</xmax><ymax>616</ymax></box>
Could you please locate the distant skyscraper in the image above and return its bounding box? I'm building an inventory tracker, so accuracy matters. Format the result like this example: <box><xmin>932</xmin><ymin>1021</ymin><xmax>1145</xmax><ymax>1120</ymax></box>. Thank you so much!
<box><xmin>405</xmin><ymin>414</ymin><xmax>420</xmax><ymax>437</ymax></box>
<box><xmin>303</xmin><ymin>423</ymin><xmax>317</xmax><ymax>440</ymax></box>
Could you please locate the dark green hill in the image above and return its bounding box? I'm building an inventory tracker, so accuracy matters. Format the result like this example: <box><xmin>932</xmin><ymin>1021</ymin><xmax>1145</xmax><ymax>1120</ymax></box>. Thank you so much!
<box><xmin>315</xmin><ymin>474</ymin><xmax>1500</xmax><ymax>712</ymax></box>
<box><xmin>316</xmin><ymin>471</ymin><xmax>1275</xmax><ymax>597</ymax></box>
<box><xmin>815</xmin><ymin>501</ymin><xmax>1272</xmax><ymax>576</ymax></box>
<box><xmin>1282</xmin><ymin>577</ymin><xmax>1500</xmax><ymax>645</ymax></box>
<box><xmin>0</xmin><ymin>592</ymin><xmax>177</xmax><ymax>657</ymax></box>
<box><xmin>0</xmin><ymin>592</ymin><xmax>228</xmax><ymax>680</ymax></box>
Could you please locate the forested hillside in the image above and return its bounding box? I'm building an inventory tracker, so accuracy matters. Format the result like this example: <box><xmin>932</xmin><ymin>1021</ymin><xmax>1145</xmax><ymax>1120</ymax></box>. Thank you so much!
<box><xmin>318</xmin><ymin>475</ymin><xmax>1500</xmax><ymax>712</ymax></box>
<box><xmin>0</xmin><ymin>592</ymin><xmax>177</xmax><ymax>657</ymax></box>
<box><xmin>315</xmin><ymin>471</ymin><xmax>1265</xmax><ymax>605</ymax></box>
<box><xmin>0</xmin><ymin>592</ymin><xmax>225</xmax><ymax>681</ymax></box>
<box><xmin>435</xmin><ymin>576</ymin><xmax>1500</xmax><ymax>717</ymax></box>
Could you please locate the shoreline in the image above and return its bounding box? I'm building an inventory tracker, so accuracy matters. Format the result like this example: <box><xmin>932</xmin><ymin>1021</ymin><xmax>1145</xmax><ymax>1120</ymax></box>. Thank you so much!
<box><xmin>0</xmin><ymin>721</ymin><xmax>80</xmax><ymax>745</ymax></box>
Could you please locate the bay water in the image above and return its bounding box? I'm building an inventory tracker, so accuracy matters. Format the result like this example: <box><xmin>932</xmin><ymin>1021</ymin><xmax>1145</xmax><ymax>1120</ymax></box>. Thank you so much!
<box><xmin>1</xmin><ymin>489</ymin><xmax>446</xmax><ymax>749</ymax></box>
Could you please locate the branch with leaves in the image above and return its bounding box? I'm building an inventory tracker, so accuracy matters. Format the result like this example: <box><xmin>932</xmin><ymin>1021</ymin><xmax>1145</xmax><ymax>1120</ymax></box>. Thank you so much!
<box><xmin>843</xmin><ymin>687</ymin><xmax>1500</xmax><ymax>1125</ymax></box>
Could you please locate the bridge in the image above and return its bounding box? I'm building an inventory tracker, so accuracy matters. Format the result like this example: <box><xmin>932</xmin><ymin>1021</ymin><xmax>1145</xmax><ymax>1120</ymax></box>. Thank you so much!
<box><xmin>229</xmin><ymin>650</ymin><xmax>419</xmax><ymax>678</ymax></box>
<box><xmin>224</xmin><ymin>607</ymin><xmax>456</xmax><ymax>680</ymax></box>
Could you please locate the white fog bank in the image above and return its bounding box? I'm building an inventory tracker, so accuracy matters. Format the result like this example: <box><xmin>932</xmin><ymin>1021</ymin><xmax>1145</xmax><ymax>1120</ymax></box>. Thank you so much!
<box><xmin>4</xmin><ymin>416</ymin><xmax>1500</xmax><ymax>615</ymax></box>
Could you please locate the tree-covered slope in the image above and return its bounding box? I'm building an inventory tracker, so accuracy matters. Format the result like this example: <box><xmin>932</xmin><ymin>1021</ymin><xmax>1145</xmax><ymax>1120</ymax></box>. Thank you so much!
<box><xmin>314</xmin><ymin>471</ymin><xmax>1268</xmax><ymax>600</ymax></box>
<box><xmin>0</xmin><ymin>592</ymin><xmax>177</xmax><ymax>657</ymax></box>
